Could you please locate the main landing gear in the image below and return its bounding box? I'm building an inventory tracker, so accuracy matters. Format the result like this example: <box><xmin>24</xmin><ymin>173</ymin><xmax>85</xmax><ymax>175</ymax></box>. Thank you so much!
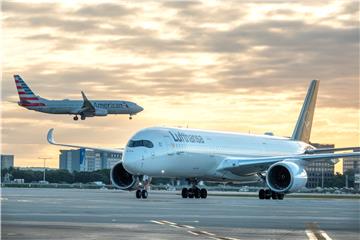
<box><xmin>73</xmin><ymin>115</ymin><xmax>86</xmax><ymax>121</ymax></box>
<box><xmin>129</xmin><ymin>115</ymin><xmax>133</xmax><ymax>120</ymax></box>
<box><xmin>181</xmin><ymin>179</ymin><xmax>207</xmax><ymax>199</ymax></box>
<box><xmin>181</xmin><ymin>187</ymin><xmax>207</xmax><ymax>199</ymax></box>
<box><xmin>258</xmin><ymin>189</ymin><xmax>284</xmax><ymax>200</ymax></box>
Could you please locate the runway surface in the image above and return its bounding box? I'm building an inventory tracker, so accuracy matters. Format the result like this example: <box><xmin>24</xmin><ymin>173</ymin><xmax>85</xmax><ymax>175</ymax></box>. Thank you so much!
<box><xmin>1</xmin><ymin>188</ymin><xmax>359</xmax><ymax>240</ymax></box>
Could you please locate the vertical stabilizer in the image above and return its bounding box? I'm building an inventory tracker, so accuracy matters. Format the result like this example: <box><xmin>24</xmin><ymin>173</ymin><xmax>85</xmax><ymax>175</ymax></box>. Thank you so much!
<box><xmin>14</xmin><ymin>75</ymin><xmax>45</xmax><ymax>107</ymax></box>
<box><xmin>291</xmin><ymin>80</ymin><xmax>319</xmax><ymax>143</ymax></box>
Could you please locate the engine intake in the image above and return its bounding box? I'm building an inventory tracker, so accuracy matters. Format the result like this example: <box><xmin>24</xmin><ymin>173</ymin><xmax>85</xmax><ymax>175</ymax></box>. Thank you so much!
<box><xmin>266</xmin><ymin>161</ymin><xmax>307</xmax><ymax>193</ymax></box>
<box><xmin>110</xmin><ymin>162</ymin><xmax>138</xmax><ymax>190</ymax></box>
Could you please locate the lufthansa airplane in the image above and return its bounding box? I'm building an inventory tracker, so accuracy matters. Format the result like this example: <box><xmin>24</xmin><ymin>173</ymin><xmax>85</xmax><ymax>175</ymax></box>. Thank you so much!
<box><xmin>47</xmin><ymin>80</ymin><xmax>360</xmax><ymax>200</ymax></box>
<box><xmin>14</xmin><ymin>75</ymin><xmax>143</xmax><ymax>120</ymax></box>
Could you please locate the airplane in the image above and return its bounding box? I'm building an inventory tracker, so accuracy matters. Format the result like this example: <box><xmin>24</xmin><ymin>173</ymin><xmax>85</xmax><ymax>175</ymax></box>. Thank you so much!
<box><xmin>14</xmin><ymin>75</ymin><xmax>144</xmax><ymax>120</ymax></box>
<box><xmin>47</xmin><ymin>80</ymin><xmax>360</xmax><ymax>200</ymax></box>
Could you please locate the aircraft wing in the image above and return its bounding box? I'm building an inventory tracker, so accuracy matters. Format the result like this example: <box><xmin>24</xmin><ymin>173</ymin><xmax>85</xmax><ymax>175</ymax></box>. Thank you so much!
<box><xmin>47</xmin><ymin>128</ymin><xmax>123</xmax><ymax>154</ymax></box>
<box><xmin>79</xmin><ymin>91</ymin><xmax>96</xmax><ymax>114</ymax></box>
<box><xmin>217</xmin><ymin>151</ymin><xmax>360</xmax><ymax>176</ymax></box>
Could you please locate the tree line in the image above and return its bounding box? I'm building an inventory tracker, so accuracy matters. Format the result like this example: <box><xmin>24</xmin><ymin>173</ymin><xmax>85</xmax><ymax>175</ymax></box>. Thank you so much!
<box><xmin>1</xmin><ymin>167</ymin><xmax>111</xmax><ymax>184</ymax></box>
<box><xmin>1</xmin><ymin>167</ymin><xmax>357</xmax><ymax>188</ymax></box>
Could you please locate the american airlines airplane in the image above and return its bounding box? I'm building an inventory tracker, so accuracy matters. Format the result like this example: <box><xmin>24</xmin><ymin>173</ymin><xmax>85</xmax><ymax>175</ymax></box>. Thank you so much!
<box><xmin>14</xmin><ymin>75</ymin><xmax>143</xmax><ymax>120</ymax></box>
<box><xmin>47</xmin><ymin>80</ymin><xmax>360</xmax><ymax>200</ymax></box>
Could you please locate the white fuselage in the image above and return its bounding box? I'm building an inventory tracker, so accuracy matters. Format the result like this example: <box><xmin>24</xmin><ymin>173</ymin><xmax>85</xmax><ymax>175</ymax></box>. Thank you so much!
<box><xmin>22</xmin><ymin>98</ymin><xmax>143</xmax><ymax>115</ymax></box>
<box><xmin>122</xmin><ymin>127</ymin><xmax>312</xmax><ymax>183</ymax></box>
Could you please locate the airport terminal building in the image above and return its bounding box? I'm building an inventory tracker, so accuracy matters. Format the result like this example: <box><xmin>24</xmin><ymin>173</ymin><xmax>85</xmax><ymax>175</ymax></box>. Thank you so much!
<box><xmin>59</xmin><ymin>149</ymin><xmax>122</xmax><ymax>172</ymax></box>
<box><xmin>1</xmin><ymin>154</ymin><xmax>14</xmax><ymax>169</ymax></box>
<box><xmin>305</xmin><ymin>143</ymin><xmax>335</xmax><ymax>188</ymax></box>
<box><xmin>343</xmin><ymin>150</ymin><xmax>360</xmax><ymax>173</ymax></box>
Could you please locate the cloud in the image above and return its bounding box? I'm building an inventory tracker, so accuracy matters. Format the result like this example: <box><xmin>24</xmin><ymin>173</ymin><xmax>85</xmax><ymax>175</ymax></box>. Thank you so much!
<box><xmin>75</xmin><ymin>3</ymin><xmax>136</xmax><ymax>17</ymax></box>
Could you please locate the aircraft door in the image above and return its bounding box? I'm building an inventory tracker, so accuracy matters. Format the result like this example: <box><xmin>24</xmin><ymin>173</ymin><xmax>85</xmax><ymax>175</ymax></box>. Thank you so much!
<box><xmin>162</xmin><ymin>135</ymin><xmax>174</xmax><ymax>156</ymax></box>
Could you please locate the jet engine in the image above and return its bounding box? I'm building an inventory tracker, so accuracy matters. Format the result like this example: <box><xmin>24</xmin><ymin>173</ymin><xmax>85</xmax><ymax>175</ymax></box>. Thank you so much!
<box><xmin>110</xmin><ymin>162</ymin><xmax>139</xmax><ymax>190</ymax></box>
<box><xmin>94</xmin><ymin>108</ymin><xmax>108</xmax><ymax>116</ymax></box>
<box><xmin>266</xmin><ymin>161</ymin><xmax>307</xmax><ymax>193</ymax></box>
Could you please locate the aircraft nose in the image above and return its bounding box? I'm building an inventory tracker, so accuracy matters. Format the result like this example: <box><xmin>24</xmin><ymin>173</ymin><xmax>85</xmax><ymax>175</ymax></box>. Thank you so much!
<box><xmin>137</xmin><ymin>105</ymin><xmax>144</xmax><ymax>113</ymax></box>
<box><xmin>123</xmin><ymin>151</ymin><xmax>141</xmax><ymax>174</ymax></box>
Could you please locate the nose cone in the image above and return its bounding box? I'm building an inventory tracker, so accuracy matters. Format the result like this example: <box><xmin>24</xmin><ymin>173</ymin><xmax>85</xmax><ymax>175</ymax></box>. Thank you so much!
<box><xmin>122</xmin><ymin>151</ymin><xmax>141</xmax><ymax>174</ymax></box>
<box><xmin>136</xmin><ymin>105</ymin><xmax>144</xmax><ymax>113</ymax></box>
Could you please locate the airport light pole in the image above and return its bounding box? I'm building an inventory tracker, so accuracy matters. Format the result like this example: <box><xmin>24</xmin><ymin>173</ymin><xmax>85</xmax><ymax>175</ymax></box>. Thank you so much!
<box><xmin>38</xmin><ymin>157</ymin><xmax>52</xmax><ymax>182</ymax></box>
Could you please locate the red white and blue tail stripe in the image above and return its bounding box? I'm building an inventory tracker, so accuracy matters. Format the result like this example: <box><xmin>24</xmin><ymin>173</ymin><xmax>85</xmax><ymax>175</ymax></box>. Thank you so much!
<box><xmin>14</xmin><ymin>75</ymin><xmax>45</xmax><ymax>107</ymax></box>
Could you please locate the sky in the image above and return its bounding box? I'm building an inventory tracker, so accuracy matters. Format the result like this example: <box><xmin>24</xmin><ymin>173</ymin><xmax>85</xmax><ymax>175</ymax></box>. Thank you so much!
<box><xmin>1</xmin><ymin>0</ymin><xmax>359</xmax><ymax>173</ymax></box>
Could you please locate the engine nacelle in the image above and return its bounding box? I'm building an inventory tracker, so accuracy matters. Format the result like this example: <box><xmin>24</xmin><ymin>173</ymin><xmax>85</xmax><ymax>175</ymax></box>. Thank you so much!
<box><xmin>94</xmin><ymin>108</ymin><xmax>108</xmax><ymax>116</ymax></box>
<box><xmin>266</xmin><ymin>161</ymin><xmax>307</xmax><ymax>193</ymax></box>
<box><xmin>110</xmin><ymin>162</ymin><xmax>139</xmax><ymax>190</ymax></box>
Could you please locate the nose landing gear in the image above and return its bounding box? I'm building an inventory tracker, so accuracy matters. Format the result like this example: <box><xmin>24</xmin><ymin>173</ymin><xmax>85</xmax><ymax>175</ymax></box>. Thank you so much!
<box><xmin>136</xmin><ymin>189</ymin><xmax>148</xmax><ymax>199</ymax></box>
<box><xmin>135</xmin><ymin>175</ymin><xmax>151</xmax><ymax>199</ymax></box>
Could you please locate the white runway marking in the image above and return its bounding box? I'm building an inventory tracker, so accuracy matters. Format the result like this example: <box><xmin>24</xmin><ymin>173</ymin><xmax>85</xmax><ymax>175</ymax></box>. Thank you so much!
<box><xmin>201</xmin><ymin>231</ymin><xmax>216</xmax><ymax>236</ymax></box>
<box><xmin>319</xmin><ymin>230</ymin><xmax>333</xmax><ymax>240</ymax></box>
<box><xmin>188</xmin><ymin>230</ymin><xmax>200</xmax><ymax>236</ymax></box>
<box><xmin>305</xmin><ymin>222</ymin><xmax>333</xmax><ymax>240</ymax></box>
<box><xmin>161</xmin><ymin>220</ymin><xmax>176</xmax><ymax>225</ymax></box>
<box><xmin>170</xmin><ymin>224</ymin><xmax>181</xmax><ymax>229</ymax></box>
<box><xmin>151</xmin><ymin>219</ymin><xmax>241</xmax><ymax>240</ymax></box>
<box><xmin>183</xmin><ymin>225</ymin><xmax>195</xmax><ymax>229</ymax></box>
<box><xmin>305</xmin><ymin>230</ymin><xmax>317</xmax><ymax>240</ymax></box>
<box><xmin>150</xmin><ymin>220</ymin><xmax>165</xmax><ymax>225</ymax></box>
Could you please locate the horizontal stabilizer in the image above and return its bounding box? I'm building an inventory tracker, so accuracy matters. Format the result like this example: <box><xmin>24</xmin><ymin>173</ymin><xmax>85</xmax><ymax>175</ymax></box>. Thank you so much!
<box><xmin>306</xmin><ymin>147</ymin><xmax>360</xmax><ymax>154</ymax></box>
<box><xmin>218</xmin><ymin>151</ymin><xmax>360</xmax><ymax>176</ymax></box>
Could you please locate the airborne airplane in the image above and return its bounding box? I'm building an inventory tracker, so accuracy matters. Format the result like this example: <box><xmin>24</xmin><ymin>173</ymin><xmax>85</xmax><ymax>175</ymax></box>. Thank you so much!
<box><xmin>47</xmin><ymin>80</ymin><xmax>360</xmax><ymax>200</ymax></box>
<box><xmin>14</xmin><ymin>75</ymin><xmax>143</xmax><ymax>120</ymax></box>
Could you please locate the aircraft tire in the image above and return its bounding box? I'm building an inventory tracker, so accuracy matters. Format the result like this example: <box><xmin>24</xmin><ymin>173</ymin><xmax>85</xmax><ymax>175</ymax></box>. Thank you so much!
<box><xmin>277</xmin><ymin>193</ymin><xmax>284</xmax><ymax>200</ymax></box>
<box><xmin>181</xmin><ymin>188</ymin><xmax>188</xmax><ymax>198</ymax></box>
<box><xmin>194</xmin><ymin>188</ymin><xmax>201</xmax><ymax>199</ymax></box>
<box><xmin>136</xmin><ymin>190</ymin><xmax>141</xmax><ymax>199</ymax></box>
<box><xmin>188</xmin><ymin>188</ymin><xmax>194</xmax><ymax>198</ymax></box>
<box><xmin>258</xmin><ymin>189</ymin><xmax>265</xmax><ymax>199</ymax></box>
<box><xmin>200</xmin><ymin>188</ymin><xmax>207</xmax><ymax>199</ymax></box>
<box><xmin>265</xmin><ymin>189</ymin><xmax>271</xmax><ymax>199</ymax></box>
<box><xmin>141</xmin><ymin>190</ymin><xmax>148</xmax><ymax>199</ymax></box>
<box><xmin>271</xmin><ymin>191</ymin><xmax>278</xmax><ymax>200</ymax></box>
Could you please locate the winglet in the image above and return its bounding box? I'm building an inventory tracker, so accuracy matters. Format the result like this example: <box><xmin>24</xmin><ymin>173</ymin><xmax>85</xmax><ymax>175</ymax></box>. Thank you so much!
<box><xmin>291</xmin><ymin>80</ymin><xmax>319</xmax><ymax>143</ymax></box>
<box><xmin>47</xmin><ymin>128</ymin><xmax>56</xmax><ymax>145</ymax></box>
<box><xmin>46</xmin><ymin>128</ymin><xmax>123</xmax><ymax>153</ymax></box>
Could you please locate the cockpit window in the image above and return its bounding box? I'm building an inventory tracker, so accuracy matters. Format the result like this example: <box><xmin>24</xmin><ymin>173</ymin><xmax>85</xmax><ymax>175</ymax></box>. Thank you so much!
<box><xmin>127</xmin><ymin>140</ymin><xmax>154</xmax><ymax>148</ymax></box>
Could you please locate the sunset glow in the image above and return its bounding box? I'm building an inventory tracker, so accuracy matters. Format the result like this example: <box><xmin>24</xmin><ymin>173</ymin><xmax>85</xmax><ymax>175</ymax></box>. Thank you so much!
<box><xmin>1</xmin><ymin>1</ymin><xmax>359</xmax><ymax>173</ymax></box>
